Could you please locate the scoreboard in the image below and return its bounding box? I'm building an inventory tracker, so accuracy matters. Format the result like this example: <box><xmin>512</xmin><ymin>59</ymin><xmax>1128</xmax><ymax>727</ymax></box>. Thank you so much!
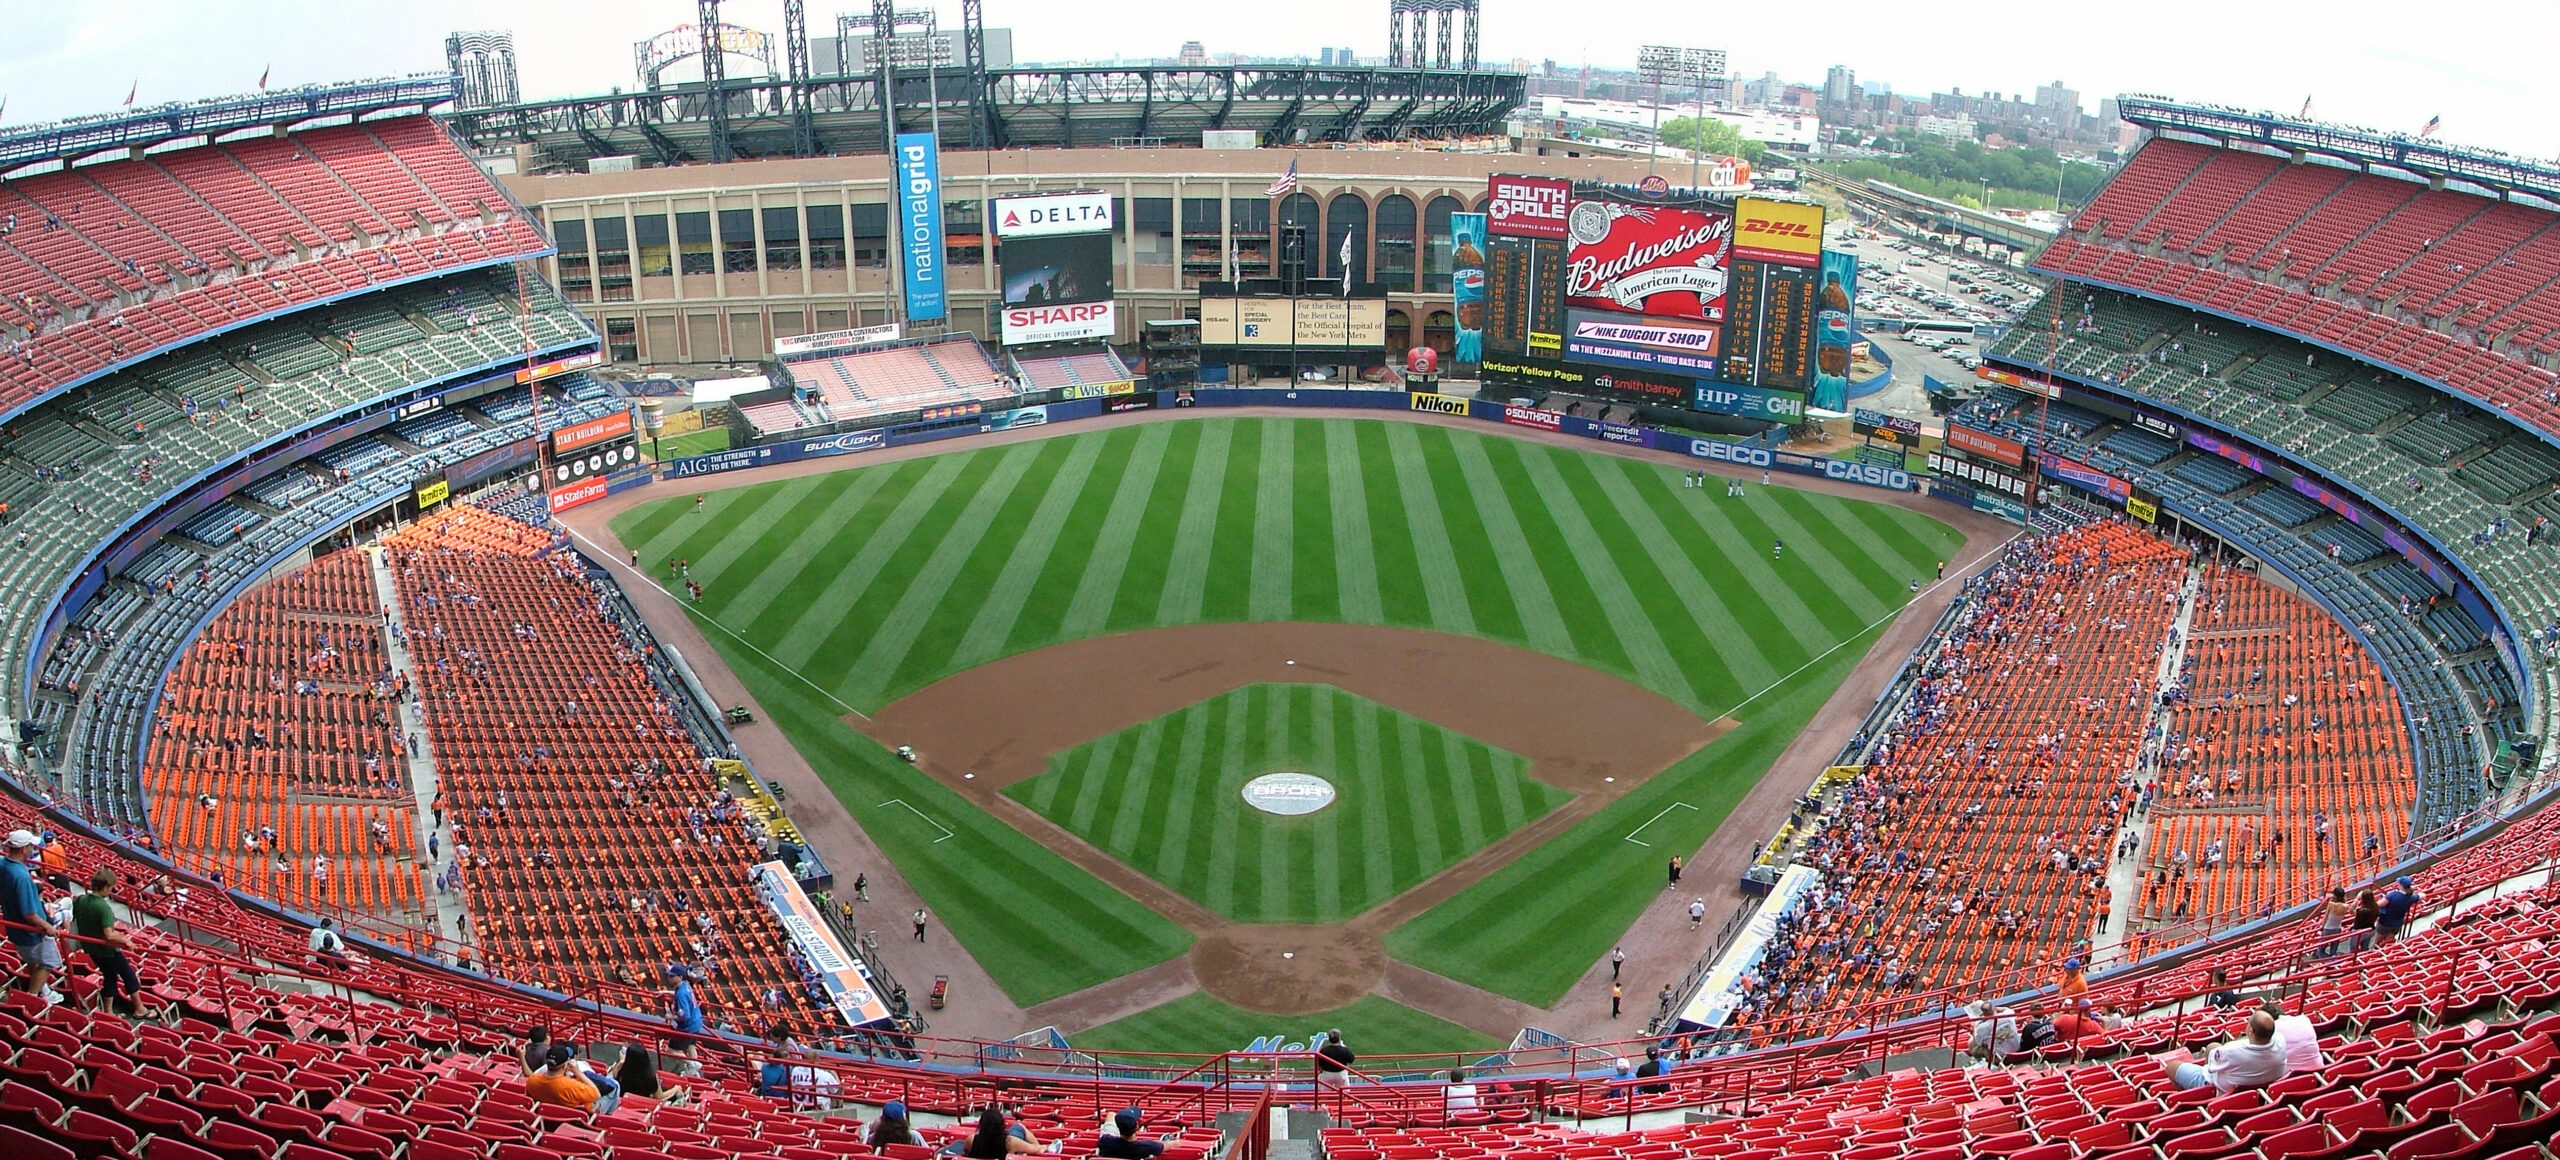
<box><xmin>1478</xmin><ymin>179</ymin><xmax>1825</xmax><ymax>417</ymax></box>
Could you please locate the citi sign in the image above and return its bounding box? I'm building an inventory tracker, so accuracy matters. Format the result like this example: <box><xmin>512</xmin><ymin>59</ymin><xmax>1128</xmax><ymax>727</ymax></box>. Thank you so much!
<box><xmin>1688</xmin><ymin>438</ymin><xmax>1773</xmax><ymax>468</ymax></box>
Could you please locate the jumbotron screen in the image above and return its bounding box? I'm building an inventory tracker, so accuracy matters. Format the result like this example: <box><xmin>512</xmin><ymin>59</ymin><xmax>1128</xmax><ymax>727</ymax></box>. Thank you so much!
<box><xmin>1475</xmin><ymin>176</ymin><xmax>1835</xmax><ymax>417</ymax></box>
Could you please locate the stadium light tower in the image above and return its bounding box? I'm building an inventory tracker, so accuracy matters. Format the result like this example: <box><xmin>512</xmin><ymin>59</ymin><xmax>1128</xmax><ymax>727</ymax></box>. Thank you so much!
<box><xmin>1638</xmin><ymin>46</ymin><xmax>1724</xmax><ymax>190</ymax></box>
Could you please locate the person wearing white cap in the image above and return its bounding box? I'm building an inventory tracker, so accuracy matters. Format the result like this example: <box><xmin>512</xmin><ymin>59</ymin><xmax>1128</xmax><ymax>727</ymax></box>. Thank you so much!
<box><xmin>0</xmin><ymin>830</ymin><xmax>64</xmax><ymax>1004</ymax></box>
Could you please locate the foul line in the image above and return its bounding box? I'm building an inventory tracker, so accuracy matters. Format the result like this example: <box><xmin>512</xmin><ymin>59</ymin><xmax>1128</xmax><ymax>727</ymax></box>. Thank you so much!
<box><xmin>1623</xmin><ymin>802</ymin><xmax>1700</xmax><ymax>847</ymax></box>
<box><xmin>562</xmin><ymin>525</ymin><xmax>874</xmax><ymax>723</ymax></box>
<box><xmin>1711</xmin><ymin>525</ymin><xmax>2028</xmax><ymax>723</ymax></box>
<box><xmin>878</xmin><ymin>799</ymin><xmax>956</xmax><ymax>843</ymax></box>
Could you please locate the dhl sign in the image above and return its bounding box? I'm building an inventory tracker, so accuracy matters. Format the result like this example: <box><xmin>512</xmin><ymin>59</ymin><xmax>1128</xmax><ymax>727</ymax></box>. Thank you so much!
<box><xmin>1733</xmin><ymin>197</ymin><xmax>1825</xmax><ymax>266</ymax></box>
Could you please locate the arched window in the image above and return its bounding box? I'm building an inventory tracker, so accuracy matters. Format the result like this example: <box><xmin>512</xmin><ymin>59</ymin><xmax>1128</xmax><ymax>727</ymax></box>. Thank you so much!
<box><xmin>1385</xmin><ymin>308</ymin><xmax>1412</xmax><ymax>356</ymax></box>
<box><xmin>1423</xmin><ymin>196</ymin><xmax>1464</xmax><ymax>280</ymax></box>
<box><xmin>1373</xmin><ymin>194</ymin><xmax>1417</xmax><ymax>292</ymax></box>
<box><xmin>1325</xmin><ymin>193</ymin><xmax>1368</xmax><ymax>282</ymax></box>
<box><xmin>1424</xmin><ymin>309</ymin><xmax>1457</xmax><ymax>356</ymax></box>
<box><xmin>1278</xmin><ymin>192</ymin><xmax>1320</xmax><ymax>279</ymax></box>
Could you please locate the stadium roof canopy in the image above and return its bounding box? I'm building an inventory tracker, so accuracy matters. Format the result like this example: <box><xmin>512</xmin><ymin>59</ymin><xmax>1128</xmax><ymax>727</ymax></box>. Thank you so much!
<box><xmin>2118</xmin><ymin>96</ymin><xmax>2560</xmax><ymax>211</ymax></box>
<box><xmin>0</xmin><ymin>75</ymin><xmax>458</xmax><ymax>175</ymax></box>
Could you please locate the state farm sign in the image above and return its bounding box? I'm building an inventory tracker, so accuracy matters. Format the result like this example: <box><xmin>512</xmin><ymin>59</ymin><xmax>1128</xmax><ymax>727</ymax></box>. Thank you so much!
<box><xmin>1564</xmin><ymin>202</ymin><xmax>1733</xmax><ymax>322</ymax></box>
<box><xmin>1003</xmin><ymin>299</ymin><xmax>1116</xmax><ymax>345</ymax></box>
<box><xmin>1487</xmin><ymin>175</ymin><xmax>1570</xmax><ymax>239</ymax></box>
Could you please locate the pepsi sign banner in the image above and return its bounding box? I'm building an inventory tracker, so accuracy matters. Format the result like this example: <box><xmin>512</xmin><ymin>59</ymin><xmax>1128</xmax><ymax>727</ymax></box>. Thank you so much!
<box><xmin>1487</xmin><ymin>174</ymin><xmax>1571</xmax><ymax>239</ymax></box>
<box><xmin>991</xmin><ymin>191</ymin><xmax>1113</xmax><ymax>238</ymax></box>
<box><xmin>895</xmin><ymin>132</ymin><xmax>947</xmax><ymax>322</ymax></box>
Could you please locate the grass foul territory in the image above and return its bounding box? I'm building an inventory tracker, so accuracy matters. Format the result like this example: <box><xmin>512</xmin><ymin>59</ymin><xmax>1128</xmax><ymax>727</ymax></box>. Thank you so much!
<box><xmin>612</xmin><ymin>417</ymin><xmax>1960</xmax><ymax>1010</ymax></box>
<box><xmin>1069</xmin><ymin>992</ymin><xmax>1502</xmax><ymax>1062</ymax></box>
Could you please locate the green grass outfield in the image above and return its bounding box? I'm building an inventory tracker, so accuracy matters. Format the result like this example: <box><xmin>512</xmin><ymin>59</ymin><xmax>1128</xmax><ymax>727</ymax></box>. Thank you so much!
<box><xmin>1070</xmin><ymin>993</ymin><xmax>1501</xmax><ymax>1064</ymax></box>
<box><xmin>1007</xmin><ymin>683</ymin><xmax>1566</xmax><ymax>924</ymax></box>
<box><xmin>650</xmin><ymin>427</ymin><xmax>732</xmax><ymax>460</ymax></box>
<box><xmin>613</xmin><ymin>417</ymin><xmax>1963</xmax><ymax>1018</ymax></box>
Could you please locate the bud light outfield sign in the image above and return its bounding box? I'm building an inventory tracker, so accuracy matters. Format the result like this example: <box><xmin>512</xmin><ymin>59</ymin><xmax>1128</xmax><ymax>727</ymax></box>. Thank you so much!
<box><xmin>895</xmin><ymin>132</ymin><xmax>946</xmax><ymax>322</ymax></box>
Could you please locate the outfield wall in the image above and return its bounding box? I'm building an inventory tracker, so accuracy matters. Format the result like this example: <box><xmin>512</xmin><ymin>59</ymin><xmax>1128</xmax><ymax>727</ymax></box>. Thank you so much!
<box><xmin>651</xmin><ymin>387</ymin><xmax>1919</xmax><ymax>495</ymax></box>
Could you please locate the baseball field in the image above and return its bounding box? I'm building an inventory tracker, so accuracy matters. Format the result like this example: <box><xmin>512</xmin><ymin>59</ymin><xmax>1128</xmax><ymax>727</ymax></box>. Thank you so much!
<box><xmin>609</xmin><ymin>415</ymin><xmax>1961</xmax><ymax>1051</ymax></box>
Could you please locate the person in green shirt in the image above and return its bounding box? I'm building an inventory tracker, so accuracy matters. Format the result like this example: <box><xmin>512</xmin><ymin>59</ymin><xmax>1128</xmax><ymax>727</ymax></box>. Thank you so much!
<box><xmin>70</xmin><ymin>870</ymin><xmax>146</xmax><ymax>1016</ymax></box>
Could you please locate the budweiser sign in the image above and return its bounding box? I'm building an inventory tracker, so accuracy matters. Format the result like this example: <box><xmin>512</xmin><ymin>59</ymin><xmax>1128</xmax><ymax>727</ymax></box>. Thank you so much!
<box><xmin>1564</xmin><ymin>201</ymin><xmax>1733</xmax><ymax>321</ymax></box>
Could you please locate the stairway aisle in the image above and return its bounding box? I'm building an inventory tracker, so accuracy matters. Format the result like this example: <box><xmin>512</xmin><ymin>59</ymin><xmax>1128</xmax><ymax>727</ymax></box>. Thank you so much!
<box><xmin>2094</xmin><ymin>560</ymin><xmax>2204</xmax><ymax>966</ymax></box>
<box><xmin>367</xmin><ymin>542</ymin><xmax>473</xmax><ymax>961</ymax></box>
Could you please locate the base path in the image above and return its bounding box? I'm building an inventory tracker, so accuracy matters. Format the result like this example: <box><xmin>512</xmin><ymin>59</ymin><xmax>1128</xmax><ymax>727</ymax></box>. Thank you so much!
<box><xmin>560</xmin><ymin>403</ymin><xmax>2016</xmax><ymax>1043</ymax></box>
<box><xmin>856</xmin><ymin>621</ymin><xmax>1728</xmax><ymax>1017</ymax></box>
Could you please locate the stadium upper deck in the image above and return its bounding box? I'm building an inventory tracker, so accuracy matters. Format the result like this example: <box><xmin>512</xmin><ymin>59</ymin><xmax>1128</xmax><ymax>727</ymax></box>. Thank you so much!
<box><xmin>0</xmin><ymin>78</ymin><xmax>552</xmax><ymax>417</ymax></box>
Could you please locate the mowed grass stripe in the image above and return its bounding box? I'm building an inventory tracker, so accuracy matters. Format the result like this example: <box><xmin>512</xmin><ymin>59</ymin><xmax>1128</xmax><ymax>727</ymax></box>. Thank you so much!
<box><xmin>1321</xmin><ymin>421</ymin><xmax>1384</xmax><ymax>624</ymax></box>
<box><xmin>807</xmin><ymin>443</ymin><xmax>1044</xmax><ymax>698</ymax></box>
<box><xmin>717</xmin><ymin>638</ymin><xmax>1190</xmax><ymax>1005</ymax></box>
<box><xmin>1059</xmin><ymin>424</ymin><xmax>1180</xmax><ymax>641</ymax></box>
<box><xmin>1382</xmin><ymin>422</ymin><xmax>1479</xmax><ymax>637</ymax></box>
<box><xmin>1357</xmin><ymin>423</ymin><xmax>1436</xmax><ymax>629</ymax></box>
<box><xmin>1442</xmin><ymin>430</ymin><xmax>1577</xmax><ymax>657</ymax></box>
<box><xmin>1150</xmin><ymin>421</ymin><xmax>1235</xmax><ymax>626</ymax></box>
<box><xmin>1387</xmin><ymin>619</ymin><xmax>1887</xmax><ymax>1005</ymax></box>
<box><xmin>1579</xmin><ymin>459</ymin><xmax>1772</xmax><ymax>701</ymax></box>
<box><xmin>1250</xmin><ymin>419</ymin><xmax>1296</xmax><ymax>621</ymax></box>
<box><xmin>765</xmin><ymin>454</ymin><xmax>982</xmax><ymax>670</ymax></box>
<box><xmin>641</xmin><ymin>474</ymin><xmax>804</xmax><ymax>585</ymax></box>
<box><xmin>999</xmin><ymin>427</ymin><xmax>1142</xmax><ymax>651</ymax></box>
<box><xmin>1631</xmin><ymin>463</ymin><xmax>1837</xmax><ymax>665</ymax></box>
<box><xmin>1518</xmin><ymin>446</ymin><xmax>1718</xmax><ymax>707</ymax></box>
<box><xmin>1476</xmin><ymin>438</ymin><xmax>1633</xmax><ymax>677</ymax></box>
<box><xmin>1412</xmin><ymin>427</ymin><xmax>1526</xmax><ymax>643</ymax></box>
<box><xmin>879</xmin><ymin>439</ymin><xmax>1081</xmax><ymax>698</ymax></box>
<box><xmin>1757</xmin><ymin>489</ymin><xmax>1911</xmax><ymax>614</ymax></box>
<box><xmin>706</xmin><ymin>468</ymin><xmax>905</xmax><ymax>628</ymax></box>
<box><xmin>1200</xmin><ymin>421</ymin><xmax>1265</xmax><ymax>623</ymax></box>
<box><xmin>1009</xmin><ymin>684</ymin><xmax>1559</xmax><ymax>923</ymax></box>
<box><xmin>947</xmin><ymin>434</ymin><xmax>1110</xmax><ymax>669</ymax></box>
<box><xmin>1286</xmin><ymin>426</ymin><xmax>1340</xmax><ymax>622</ymax></box>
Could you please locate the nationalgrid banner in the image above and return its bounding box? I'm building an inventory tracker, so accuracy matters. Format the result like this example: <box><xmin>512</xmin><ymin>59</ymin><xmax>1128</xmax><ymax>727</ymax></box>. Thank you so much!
<box><xmin>895</xmin><ymin>132</ymin><xmax>947</xmax><ymax>322</ymax></box>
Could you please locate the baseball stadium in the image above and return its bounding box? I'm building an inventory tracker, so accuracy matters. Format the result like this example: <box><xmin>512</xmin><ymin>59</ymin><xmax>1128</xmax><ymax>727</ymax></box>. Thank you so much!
<box><xmin>2</xmin><ymin>5</ymin><xmax>2559</xmax><ymax>1160</ymax></box>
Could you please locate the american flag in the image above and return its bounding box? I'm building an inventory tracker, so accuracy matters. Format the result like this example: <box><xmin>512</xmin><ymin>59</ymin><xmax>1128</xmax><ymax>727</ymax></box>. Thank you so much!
<box><xmin>2419</xmin><ymin>115</ymin><xmax>2441</xmax><ymax>138</ymax></box>
<box><xmin>1265</xmin><ymin>157</ymin><xmax>1299</xmax><ymax>197</ymax></box>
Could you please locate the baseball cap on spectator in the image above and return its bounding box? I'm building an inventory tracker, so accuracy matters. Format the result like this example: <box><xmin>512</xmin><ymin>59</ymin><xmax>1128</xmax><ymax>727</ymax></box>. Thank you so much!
<box><xmin>2064</xmin><ymin>957</ymin><xmax>2084</xmax><ymax>969</ymax></box>
<box><xmin>2397</xmin><ymin>876</ymin><xmax>2413</xmax><ymax>888</ymax></box>
<box><xmin>545</xmin><ymin>1044</ymin><xmax>577</xmax><ymax>1068</ymax></box>
<box><xmin>3</xmin><ymin>830</ymin><xmax>37</xmax><ymax>850</ymax></box>
<box><xmin>882</xmin><ymin>1100</ymin><xmax>909</xmax><ymax>1120</ymax></box>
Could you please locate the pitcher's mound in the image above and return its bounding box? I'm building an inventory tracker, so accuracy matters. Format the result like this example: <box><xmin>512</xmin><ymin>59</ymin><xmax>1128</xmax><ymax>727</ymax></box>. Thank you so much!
<box><xmin>1190</xmin><ymin>925</ymin><xmax>1387</xmax><ymax>1014</ymax></box>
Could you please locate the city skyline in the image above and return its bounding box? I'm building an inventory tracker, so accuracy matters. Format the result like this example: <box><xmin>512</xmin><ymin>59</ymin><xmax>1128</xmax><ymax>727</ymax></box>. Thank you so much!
<box><xmin>0</xmin><ymin>0</ymin><xmax>2548</xmax><ymax>161</ymax></box>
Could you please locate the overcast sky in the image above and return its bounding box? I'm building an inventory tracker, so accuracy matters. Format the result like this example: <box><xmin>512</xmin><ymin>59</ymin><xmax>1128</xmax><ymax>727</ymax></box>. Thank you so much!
<box><xmin>1</xmin><ymin>1</ymin><xmax>2551</xmax><ymax>160</ymax></box>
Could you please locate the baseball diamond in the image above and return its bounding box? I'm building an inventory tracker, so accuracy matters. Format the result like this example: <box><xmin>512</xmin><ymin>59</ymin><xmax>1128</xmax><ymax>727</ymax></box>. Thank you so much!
<box><xmin>609</xmin><ymin>415</ymin><xmax>1964</xmax><ymax>1049</ymax></box>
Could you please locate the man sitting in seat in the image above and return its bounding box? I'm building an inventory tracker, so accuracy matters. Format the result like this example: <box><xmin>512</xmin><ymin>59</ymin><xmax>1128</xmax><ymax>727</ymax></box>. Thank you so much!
<box><xmin>1097</xmin><ymin>1107</ymin><xmax>1165</xmax><ymax>1160</ymax></box>
<box><xmin>526</xmin><ymin>1043</ymin><xmax>622</xmax><ymax>1116</ymax></box>
<box><xmin>2169</xmin><ymin>1010</ymin><xmax>2290</xmax><ymax>1093</ymax></box>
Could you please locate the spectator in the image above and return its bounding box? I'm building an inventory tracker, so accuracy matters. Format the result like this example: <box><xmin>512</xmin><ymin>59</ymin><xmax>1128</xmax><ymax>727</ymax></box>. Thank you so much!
<box><xmin>2206</xmin><ymin>967</ymin><xmax>2239</xmax><ymax>1009</ymax></box>
<box><xmin>963</xmin><ymin>1107</ymin><xmax>1040</xmax><ymax>1157</ymax></box>
<box><xmin>2350</xmin><ymin>889</ymin><xmax>2382</xmax><ymax>951</ymax></box>
<box><xmin>2316</xmin><ymin>887</ymin><xmax>2353</xmax><ymax>957</ymax></box>
<box><xmin>668</xmin><ymin>964</ymin><xmax>707</xmax><ymax>1067</ymax></box>
<box><xmin>1</xmin><ymin>830</ymin><xmax>63</xmax><ymax>1004</ymax></box>
<box><xmin>2056</xmin><ymin>957</ymin><xmax>2090</xmax><ymax>1001</ymax></box>
<box><xmin>1633</xmin><ymin>1046</ymin><xmax>1671</xmax><ymax>1094</ymax></box>
<box><xmin>526</xmin><ymin>1043</ymin><xmax>622</xmax><ymax>1116</ymax></box>
<box><xmin>869</xmin><ymin>1100</ymin><xmax>921</xmax><ymax>1150</ymax></box>
<box><xmin>69</xmin><ymin>870</ymin><xmax>147</xmax><ymax>1016</ymax></box>
<box><xmin>308</xmin><ymin>917</ymin><xmax>349</xmax><ymax>965</ymax></box>
<box><xmin>1097</xmin><ymin>1108</ymin><xmax>1164</xmax><ymax>1159</ymax></box>
<box><xmin>2261</xmin><ymin>1000</ymin><xmax>2323</xmax><ymax>1073</ymax></box>
<box><xmin>2170</xmin><ymin>1011</ymin><xmax>2289</xmax><ymax>1093</ymax></box>
<box><xmin>2376</xmin><ymin>876</ymin><xmax>2421</xmax><ymax>943</ymax></box>
<box><xmin>1442</xmin><ymin>1069</ymin><xmax>1481</xmax><ymax>1116</ymax></box>
<box><xmin>521</xmin><ymin>1026</ymin><xmax>553</xmax><ymax>1075</ymax></box>
<box><xmin>1966</xmin><ymin>1001</ymin><xmax>2021</xmax><ymax>1062</ymax></box>
<box><xmin>1315</xmin><ymin>1029</ymin><xmax>1356</xmax><ymax>1087</ymax></box>
<box><xmin>613</xmin><ymin>1043</ymin><xmax>663</xmax><ymax>1100</ymax></box>
<box><xmin>2049</xmin><ymin>999</ymin><xmax>2102</xmax><ymax>1045</ymax></box>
